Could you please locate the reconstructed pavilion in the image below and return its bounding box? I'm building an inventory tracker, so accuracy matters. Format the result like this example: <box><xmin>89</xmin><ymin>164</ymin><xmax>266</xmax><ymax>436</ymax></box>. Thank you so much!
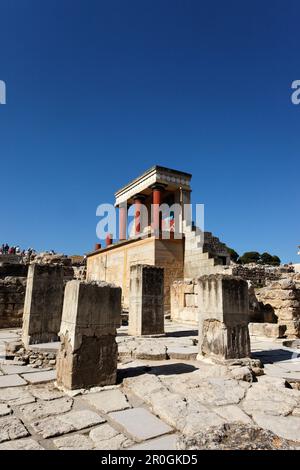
<box><xmin>86</xmin><ymin>166</ymin><xmax>230</xmax><ymax>315</ymax></box>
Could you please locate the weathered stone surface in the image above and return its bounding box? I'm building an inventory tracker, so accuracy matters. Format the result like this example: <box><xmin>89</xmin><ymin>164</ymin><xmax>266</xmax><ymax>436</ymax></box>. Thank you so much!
<box><xmin>0</xmin><ymin>365</ymin><xmax>39</xmax><ymax>375</ymax></box>
<box><xmin>89</xmin><ymin>423</ymin><xmax>133</xmax><ymax>449</ymax></box>
<box><xmin>249</xmin><ymin>322</ymin><xmax>286</xmax><ymax>338</ymax></box>
<box><xmin>0</xmin><ymin>387</ymin><xmax>35</xmax><ymax>405</ymax></box>
<box><xmin>22</xmin><ymin>264</ymin><xmax>65</xmax><ymax>347</ymax></box>
<box><xmin>0</xmin><ymin>276</ymin><xmax>26</xmax><ymax>329</ymax></box>
<box><xmin>0</xmin><ymin>437</ymin><xmax>44</xmax><ymax>450</ymax></box>
<box><xmin>212</xmin><ymin>405</ymin><xmax>252</xmax><ymax>424</ymax></box>
<box><xmin>0</xmin><ymin>404</ymin><xmax>11</xmax><ymax>416</ymax></box>
<box><xmin>30</xmin><ymin>385</ymin><xmax>65</xmax><ymax>401</ymax></box>
<box><xmin>0</xmin><ymin>416</ymin><xmax>29</xmax><ymax>442</ymax></box>
<box><xmin>109</xmin><ymin>407</ymin><xmax>173</xmax><ymax>442</ymax></box>
<box><xmin>0</xmin><ymin>374</ymin><xmax>27</xmax><ymax>388</ymax></box>
<box><xmin>56</xmin><ymin>281</ymin><xmax>120</xmax><ymax>390</ymax></box>
<box><xmin>242</xmin><ymin>377</ymin><xmax>300</xmax><ymax>416</ymax></box>
<box><xmin>32</xmin><ymin>409</ymin><xmax>105</xmax><ymax>438</ymax></box>
<box><xmin>18</xmin><ymin>396</ymin><xmax>73</xmax><ymax>421</ymax></box>
<box><xmin>253</xmin><ymin>413</ymin><xmax>300</xmax><ymax>442</ymax></box>
<box><xmin>128</xmin><ymin>265</ymin><xmax>164</xmax><ymax>336</ymax></box>
<box><xmin>53</xmin><ymin>434</ymin><xmax>94</xmax><ymax>450</ymax></box>
<box><xmin>83</xmin><ymin>389</ymin><xmax>130</xmax><ymax>413</ymax></box>
<box><xmin>230</xmin><ymin>366</ymin><xmax>253</xmax><ymax>382</ymax></box>
<box><xmin>129</xmin><ymin>434</ymin><xmax>178</xmax><ymax>450</ymax></box>
<box><xmin>197</xmin><ymin>275</ymin><xmax>250</xmax><ymax>359</ymax></box>
<box><xmin>21</xmin><ymin>370</ymin><xmax>56</xmax><ymax>384</ymax></box>
<box><xmin>177</xmin><ymin>423</ymin><xmax>295</xmax><ymax>450</ymax></box>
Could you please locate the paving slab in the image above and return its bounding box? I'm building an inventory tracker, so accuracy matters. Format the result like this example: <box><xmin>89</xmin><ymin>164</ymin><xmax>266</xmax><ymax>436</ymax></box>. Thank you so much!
<box><xmin>32</xmin><ymin>409</ymin><xmax>105</xmax><ymax>438</ymax></box>
<box><xmin>0</xmin><ymin>374</ymin><xmax>27</xmax><ymax>388</ymax></box>
<box><xmin>21</xmin><ymin>370</ymin><xmax>56</xmax><ymax>384</ymax></box>
<box><xmin>109</xmin><ymin>407</ymin><xmax>173</xmax><ymax>442</ymax></box>
<box><xmin>53</xmin><ymin>434</ymin><xmax>94</xmax><ymax>450</ymax></box>
<box><xmin>89</xmin><ymin>423</ymin><xmax>133</xmax><ymax>450</ymax></box>
<box><xmin>18</xmin><ymin>397</ymin><xmax>73</xmax><ymax>421</ymax></box>
<box><xmin>0</xmin><ymin>438</ymin><xmax>44</xmax><ymax>450</ymax></box>
<box><xmin>1</xmin><ymin>365</ymin><xmax>41</xmax><ymax>375</ymax></box>
<box><xmin>30</xmin><ymin>386</ymin><xmax>65</xmax><ymax>401</ymax></box>
<box><xmin>0</xmin><ymin>416</ymin><xmax>29</xmax><ymax>443</ymax></box>
<box><xmin>129</xmin><ymin>433</ymin><xmax>178</xmax><ymax>450</ymax></box>
<box><xmin>83</xmin><ymin>389</ymin><xmax>130</xmax><ymax>413</ymax></box>
<box><xmin>0</xmin><ymin>387</ymin><xmax>35</xmax><ymax>405</ymax></box>
<box><xmin>0</xmin><ymin>404</ymin><xmax>12</xmax><ymax>417</ymax></box>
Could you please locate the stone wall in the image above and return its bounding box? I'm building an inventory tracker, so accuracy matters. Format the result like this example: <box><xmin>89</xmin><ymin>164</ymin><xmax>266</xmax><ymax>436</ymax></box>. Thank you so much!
<box><xmin>86</xmin><ymin>237</ymin><xmax>183</xmax><ymax>316</ymax></box>
<box><xmin>255</xmin><ymin>279</ymin><xmax>300</xmax><ymax>338</ymax></box>
<box><xmin>231</xmin><ymin>264</ymin><xmax>291</xmax><ymax>288</ymax></box>
<box><xmin>0</xmin><ymin>277</ymin><xmax>26</xmax><ymax>328</ymax></box>
<box><xmin>171</xmin><ymin>280</ymin><xmax>198</xmax><ymax>325</ymax></box>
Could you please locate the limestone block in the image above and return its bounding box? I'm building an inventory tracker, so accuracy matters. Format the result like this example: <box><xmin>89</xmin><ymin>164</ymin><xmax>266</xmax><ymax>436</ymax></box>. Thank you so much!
<box><xmin>128</xmin><ymin>265</ymin><xmax>164</xmax><ymax>336</ymax></box>
<box><xmin>22</xmin><ymin>264</ymin><xmax>64</xmax><ymax>347</ymax></box>
<box><xmin>56</xmin><ymin>281</ymin><xmax>121</xmax><ymax>390</ymax></box>
<box><xmin>197</xmin><ymin>275</ymin><xmax>250</xmax><ymax>359</ymax></box>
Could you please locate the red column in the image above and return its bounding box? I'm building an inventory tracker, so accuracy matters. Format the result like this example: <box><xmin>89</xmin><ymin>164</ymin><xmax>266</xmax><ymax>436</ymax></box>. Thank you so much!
<box><xmin>95</xmin><ymin>243</ymin><xmax>101</xmax><ymax>251</ymax></box>
<box><xmin>119</xmin><ymin>205</ymin><xmax>127</xmax><ymax>240</ymax></box>
<box><xmin>152</xmin><ymin>185</ymin><xmax>162</xmax><ymax>237</ymax></box>
<box><xmin>134</xmin><ymin>197</ymin><xmax>143</xmax><ymax>236</ymax></box>
<box><xmin>105</xmin><ymin>233</ymin><xmax>113</xmax><ymax>246</ymax></box>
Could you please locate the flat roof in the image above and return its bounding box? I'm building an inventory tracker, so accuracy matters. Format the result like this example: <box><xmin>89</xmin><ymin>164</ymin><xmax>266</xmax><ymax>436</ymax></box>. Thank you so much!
<box><xmin>115</xmin><ymin>165</ymin><xmax>192</xmax><ymax>197</ymax></box>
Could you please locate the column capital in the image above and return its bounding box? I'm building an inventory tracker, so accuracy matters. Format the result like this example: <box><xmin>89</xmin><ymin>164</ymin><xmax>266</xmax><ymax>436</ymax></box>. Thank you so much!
<box><xmin>132</xmin><ymin>193</ymin><xmax>147</xmax><ymax>201</ymax></box>
<box><xmin>149</xmin><ymin>183</ymin><xmax>166</xmax><ymax>191</ymax></box>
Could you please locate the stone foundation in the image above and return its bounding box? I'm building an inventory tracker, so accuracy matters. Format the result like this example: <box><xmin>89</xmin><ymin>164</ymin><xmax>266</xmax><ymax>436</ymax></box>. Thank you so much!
<box><xmin>197</xmin><ymin>275</ymin><xmax>250</xmax><ymax>360</ymax></box>
<box><xmin>256</xmin><ymin>279</ymin><xmax>300</xmax><ymax>338</ymax></box>
<box><xmin>56</xmin><ymin>281</ymin><xmax>121</xmax><ymax>390</ymax></box>
<box><xmin>128</xmin><ymin>265</ymin><xmax>164</xmax><ymax>336</ymax></box>
<box><xmin>22</xmin><ymin>264</ymin><xmax>64</xmax><ymax>347</ymax></box>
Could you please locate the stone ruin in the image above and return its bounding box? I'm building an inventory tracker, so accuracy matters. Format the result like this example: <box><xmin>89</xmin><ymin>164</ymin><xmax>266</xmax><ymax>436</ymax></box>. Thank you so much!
<box><xmin>197</xmin><ymin>275</ymin><xmax>250</xmax><ymax>360</ymax></box>
<box><xmin>56</xmin><ymin>280</ymin><xmax>121</xmax><ymax>390</ymax></box>
<box><xmin>128</xmin><ymin>265</ymin><xmax>164</xmax><ymax>336</ymax></box>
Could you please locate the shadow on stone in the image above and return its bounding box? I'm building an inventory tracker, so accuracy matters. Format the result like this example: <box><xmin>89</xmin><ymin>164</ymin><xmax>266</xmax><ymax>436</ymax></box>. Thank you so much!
<box><xmin>252</xmin><ymin>348</ymin><xmax>298</xmax><ymax>364</ymax></box>
<box><xmin>117</xmin><ymin>362</ymin><xmax>198</xmax><ymax>382</ymax></box>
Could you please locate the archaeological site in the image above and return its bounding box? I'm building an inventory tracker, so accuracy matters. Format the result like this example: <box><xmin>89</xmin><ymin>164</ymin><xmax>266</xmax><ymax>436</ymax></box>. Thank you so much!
<box><xmin>0</xmin><ymin>165</ymin><xmax>300</xmax><ymax>452</ymax></box>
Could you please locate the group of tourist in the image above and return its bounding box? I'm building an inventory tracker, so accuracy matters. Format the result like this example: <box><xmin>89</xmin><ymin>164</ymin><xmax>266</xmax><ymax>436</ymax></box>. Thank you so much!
<box><xmin>0</xmin><ymin>244</ymin><xmax>35</xmax><ymax>257</ymax></box>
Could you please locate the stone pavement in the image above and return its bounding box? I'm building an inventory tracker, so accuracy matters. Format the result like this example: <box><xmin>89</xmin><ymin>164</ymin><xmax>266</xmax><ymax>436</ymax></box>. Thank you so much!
<box><xmin>0</xmin><ymin>325</ymin><xmax>300</xmax><ymax>449</ymax></box>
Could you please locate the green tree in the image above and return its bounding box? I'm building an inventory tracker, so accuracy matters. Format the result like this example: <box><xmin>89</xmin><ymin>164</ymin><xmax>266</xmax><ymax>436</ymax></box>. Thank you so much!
<box><xmin>226</xmin><ymin>247</ymin><xmax>239</xmax><ymax>263</ymax></box>
<box><xmin>261</xmin><ymin>252</ymin><xmax>281</xmax><ymax>266</ymax></box>
<box><xmin>239</xmin><ymin>251</ymin><xmax>261</xmax><ymax>264</ymax></box>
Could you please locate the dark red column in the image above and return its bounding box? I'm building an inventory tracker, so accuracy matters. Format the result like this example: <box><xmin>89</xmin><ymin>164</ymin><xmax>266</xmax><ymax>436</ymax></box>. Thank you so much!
<box><xmin>105</xmin><ymin>233</ymin><xmax>113</xmax><ymax>246</ymax></box>
<box><xmin>119</xmin><ymin>205</ymin><xmax>127</xmax><ymax>240</ymax></box>
<box><xmin>95</xmin><ymin>243</ymin><xmax>101</xmax><ymax>251</ymax></box>
<box><xmin>152</xmin><ymin>185</ymin><xmax>163</xmax><ymax>237</ymax></box>
<box><xmin>133</xmin><ymin>195</ymin><xmax>145</xmax><ymax>236</ymax></box>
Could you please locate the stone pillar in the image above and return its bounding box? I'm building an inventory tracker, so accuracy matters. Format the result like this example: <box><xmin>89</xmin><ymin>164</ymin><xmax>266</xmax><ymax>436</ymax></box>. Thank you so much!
<box><xmin>119</xmin><ymin>204</ymin><xmax>127</xmax><ymax>241</ymax></box>
<box><xmin>128</xmin><ymin>264</ymin><xmax>164</xmax><ymax>336</ymax></box>
<box><xmin>22</xmin><ymin>264</ymin><xmax>64</xmax><ymax>348</ymax></box>
<box><xmin>56</xmin><ymin>280</ymin><xmax>121</xmax><ymax>390</ymax></box>
<box><xmin>197</xmin><ymin>274</ymin><xmax>250</xmax><ymax>360</ymax></box>
<box><xmin>151</xmin><ymin>184</ymin><xmax>163</xmax><ymax>237</ymax></box>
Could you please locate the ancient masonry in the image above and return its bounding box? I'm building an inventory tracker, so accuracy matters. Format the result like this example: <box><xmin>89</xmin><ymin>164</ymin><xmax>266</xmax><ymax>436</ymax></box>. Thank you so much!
<box><xmin>128</xmin><ymin>265</ymin><xmax>164</xmax><ymax>336</ymax></box>
<box><xmin>22</xmin><ymin>264</ymin><xmax>65</xmax><ymax>347</ymax></box>
<box><xmin>197</xmin><ymin>275</ymin><xmax>250</xmax><ymax>359</ymax></box>
<box><xmin>56</xmin><ymin>280</ymin><xmax>121</xmax><ymax>390</ymax></box>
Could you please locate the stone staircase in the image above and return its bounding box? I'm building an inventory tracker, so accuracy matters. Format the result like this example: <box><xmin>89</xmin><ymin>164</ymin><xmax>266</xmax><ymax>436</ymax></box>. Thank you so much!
<box><xmin>182</xmin><ymin>221</ymin><xmax>231</xmax><ymax>279</ymax></box>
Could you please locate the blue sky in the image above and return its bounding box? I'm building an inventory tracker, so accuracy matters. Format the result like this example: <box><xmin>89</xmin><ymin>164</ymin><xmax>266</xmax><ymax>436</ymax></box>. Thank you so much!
<box><xmin>0</xmin><ymin>0</ymin><xmax>299</xmax><ymax>262</ymax></box>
